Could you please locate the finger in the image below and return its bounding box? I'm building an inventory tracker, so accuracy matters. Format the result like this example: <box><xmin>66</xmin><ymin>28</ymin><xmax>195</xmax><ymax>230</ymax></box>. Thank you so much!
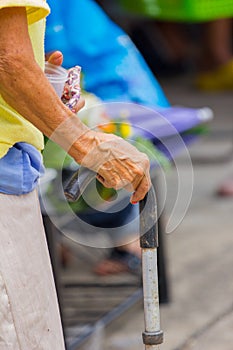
<box><xmin>96</xmin><ymin>176</ymin><xmax>113</xmax><ymax>189</ymax></box>
<box><xmin>46</xmin><ymin>51</ymin><xmax>63</xmax><ymax>66</ymax></box>
<box><xmin>130</xmin><ymin>173</ymin><xmax>151</xmax><ymax>204</ymax></box>
<box><xmin>45</xmin><ymin>51</ymin><xmax>54</xmax><ymax>61</ymax></box>
<box><xmin>106</xmin><ymin>159</ymin><xmax>140</xmax><ymax>187</ymax></box>
<box><xmin>97</xmin><ymin>170</ymin><xmax>128</xmax><ymax>190</ymax></box>
<box><xmin>96</xmin><ymin>173</ymin><xmax>118</xmax><ymax>189</ymax></box>
<box><xmin>97</xmin><ymin>159</ymin><xmax>142</xmax><ymax>191</ymax></box>
<box><xmin>122</xmin><ymin>167</ymin><xmax>145</xmax><ymax>193</ymax></box>
<box><xmin>96</xmin><ymin>174</ymin><xmax>119</xmax><ymax>189</ymax></box>
<box><xmin>123</xmin><ymin>182</ymin><xmax>136</xmax><ymax>193</ymax></box>
<box><xmin>96</xmin><ymin>173</ymin><xmax>105</xmax><ymax>185</ymax></box>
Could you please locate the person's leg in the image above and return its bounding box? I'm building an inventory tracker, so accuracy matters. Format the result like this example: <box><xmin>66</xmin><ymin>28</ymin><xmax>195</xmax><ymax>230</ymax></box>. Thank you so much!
<box><xmin>0</xmin><ymin>190</ymin><xmax>65</xmax><ymax>350</ymax></box>
<box><xmin>201</xmin><ymin>18</ymin><xmax>232</xmax><ymax>70</ymax></box>
<box><xmin>93</xmin><ymin>238</ymin><xmax>141</xmax><ymax>276</ymax></box>
<box><xmin>93</xmin><ymin>203</ymin><xmax>142</xmax><ymax>276</ymax></box>
<box><xmin>196</xmin><ymin>18</ymin><xmax>233</xmax><ymax>90</ymax></box>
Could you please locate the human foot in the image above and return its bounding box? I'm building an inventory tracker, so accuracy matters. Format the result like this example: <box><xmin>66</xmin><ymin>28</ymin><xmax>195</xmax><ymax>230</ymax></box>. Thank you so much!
<box><xmin>93</xmin><ymin>247</ymin><xmax>141</xmax><ymax>276</ymax></box>
<box><xmin>217</xmin><ymin>176</ymin><xmax>233</xmax><ymax>197</ymax></box>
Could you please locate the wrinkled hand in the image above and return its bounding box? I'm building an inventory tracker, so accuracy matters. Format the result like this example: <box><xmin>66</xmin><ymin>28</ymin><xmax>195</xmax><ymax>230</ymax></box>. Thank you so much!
<box><xmin>80</xmin><ymin>131</ymin><xmax>151</xmax><ymax>203</ymax></box>
<box><xmin>46</xmin><ymin>52</ymin><xmax>151</xmax><ymax>202</ymax></box>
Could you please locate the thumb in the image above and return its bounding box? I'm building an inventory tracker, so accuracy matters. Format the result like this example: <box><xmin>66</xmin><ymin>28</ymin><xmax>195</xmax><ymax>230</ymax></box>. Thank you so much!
<box><xmin>46</xmin><ymin>51</ymin><xmax>63</xmax><ymax>66</ymax></box>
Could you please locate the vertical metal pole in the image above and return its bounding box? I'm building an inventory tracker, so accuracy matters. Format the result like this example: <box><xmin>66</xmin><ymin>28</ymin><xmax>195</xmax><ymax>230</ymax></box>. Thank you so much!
<box><xmin>64</xmin><ymin>167</ymin><xmax>165</xmax><ymax>347</ymax></box>
<box><xmin>140</xmin><ymin>189</ymin><xmax>163</xmax><ymax>349</ymax></box>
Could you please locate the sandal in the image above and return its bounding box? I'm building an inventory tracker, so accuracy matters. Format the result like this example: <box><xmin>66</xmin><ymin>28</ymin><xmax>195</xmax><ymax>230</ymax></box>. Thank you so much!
<box><xmin>93</xmin><ymin>248</ymin><xmax>141</xmax><ymax>276</ymax></box>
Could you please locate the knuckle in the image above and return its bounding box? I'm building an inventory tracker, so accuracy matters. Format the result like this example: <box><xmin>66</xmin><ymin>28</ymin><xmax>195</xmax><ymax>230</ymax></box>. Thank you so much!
<box><xmin>109</xmin><ymin>178</ymin><xmax>118</xmax><ymax>189</ymax></box>
<box><xmin>136</xmin><ymin>167</ymin><xmax>144</xmax><ymax>177</ymax></box>
<box><xmin>104</xmin><ymin>183</ymin><xmax>112</xmax><ymax>189</ymax></box>
<box><xmin>139</xmin><ymin>178</ymin><xmax>151</xmax><ymax>193</ymax></box>
<box><xmin>141</xmin><ymin>183</ymin><xmax>149</xmax><ymax>193</ymax></box>
<box><xmin>144</xmin><ymin>157</ymin><xmax>150</xmax><ymax>168</ymax></box>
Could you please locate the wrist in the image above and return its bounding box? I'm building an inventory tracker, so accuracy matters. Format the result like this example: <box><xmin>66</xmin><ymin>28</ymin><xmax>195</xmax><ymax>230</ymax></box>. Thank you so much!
<box><xmin>70</xmin><ymin>129</ymin><xmax>100</xmax><ymax>165</ymax></box>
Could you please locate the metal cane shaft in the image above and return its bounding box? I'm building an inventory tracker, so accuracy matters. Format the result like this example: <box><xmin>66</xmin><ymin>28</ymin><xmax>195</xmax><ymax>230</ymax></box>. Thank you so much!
<box><xmin>142</xmin><ymin>249</ymin><xmax>160</xmax><ymax>332</ymax></box>
<box><xmin>140</xmin><ymin>190</ymin><xmax>163</xmax><ymax>348</ymax></box>
<box><xmin>64</xmin><ymin>169</ymin><xmax>164</xmax><ymax>348</ymax></box>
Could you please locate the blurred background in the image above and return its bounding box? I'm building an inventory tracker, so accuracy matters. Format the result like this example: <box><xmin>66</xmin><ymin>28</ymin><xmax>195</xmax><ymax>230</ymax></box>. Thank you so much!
<box><xmin>42</xmin><ymin>1</ymin><xmax>233</xmax><ymax>349</ymax></box>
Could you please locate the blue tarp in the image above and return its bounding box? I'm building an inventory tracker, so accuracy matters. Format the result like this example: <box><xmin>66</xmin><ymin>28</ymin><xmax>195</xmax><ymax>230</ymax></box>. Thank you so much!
<box><xmin>45</xmin><ymin>0</ymin><xmax>169</xmax><ymax>109</ymax></box>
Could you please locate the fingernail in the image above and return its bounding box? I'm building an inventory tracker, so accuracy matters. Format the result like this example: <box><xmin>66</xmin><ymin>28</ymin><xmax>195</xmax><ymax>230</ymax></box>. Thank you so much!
<box><xmin>131</xmin><ymin>201</ymin><xmax>138</xmax><ymax>205</ymax></box>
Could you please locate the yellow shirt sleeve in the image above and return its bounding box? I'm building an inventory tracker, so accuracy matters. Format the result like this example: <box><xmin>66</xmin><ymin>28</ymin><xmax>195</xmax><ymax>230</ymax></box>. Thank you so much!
<box><xmin>0</xmin><ymin>0</ymin><xmax>50</xmax><ymax>24</ymax></box>
<box><xmin>0</xmin><ymin>0</ymin><xmax>50</xmax><ymax>158</ymax></box>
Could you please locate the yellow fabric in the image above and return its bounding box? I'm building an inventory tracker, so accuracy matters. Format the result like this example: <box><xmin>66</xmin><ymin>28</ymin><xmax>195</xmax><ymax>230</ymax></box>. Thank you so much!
<box><xmin>0</xmin><ymin>0</ymin><xmax>50</xmax><ymax>158</ymax></box>
<box><xmin>195</xmin><ymin>59</ymin><xmax>233</xmax><ymax>91</ymax></box>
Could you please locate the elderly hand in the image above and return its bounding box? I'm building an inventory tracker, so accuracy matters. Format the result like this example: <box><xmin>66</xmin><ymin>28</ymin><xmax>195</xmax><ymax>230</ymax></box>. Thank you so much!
<box><xmin>46</xmin><ymin>52</ymin><xmax>151</xmax><ymax>202</ymax></box>
<box><xmin>76</xmin><ymin>130</ymin><xmax>151</xmax><ymax>203</ymax></box>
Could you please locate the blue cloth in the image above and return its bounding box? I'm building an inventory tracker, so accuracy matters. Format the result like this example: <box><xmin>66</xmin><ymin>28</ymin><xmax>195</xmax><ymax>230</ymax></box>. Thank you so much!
<box><xmin>45</xmin><ymin>0</ymin><xmax>169</xmax><ymax>109</ymax></box>
<box><xmin>0</xmin><ymin>143</ymin><xmax>44</xmax><ymax>195</ymax></box>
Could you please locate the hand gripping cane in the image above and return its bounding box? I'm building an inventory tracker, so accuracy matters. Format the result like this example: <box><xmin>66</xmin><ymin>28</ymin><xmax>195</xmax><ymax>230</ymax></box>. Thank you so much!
<box><xmin>64</xmin><ymin>168</ymin><xmax>164</xmax><ymax>349</ymax></box>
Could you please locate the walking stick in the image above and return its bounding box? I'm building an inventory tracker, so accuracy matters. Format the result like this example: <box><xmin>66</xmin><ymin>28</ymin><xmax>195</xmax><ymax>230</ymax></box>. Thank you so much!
<box><xmin>140</xmin><ymin>190</ymin><xmax>163</xmax><ymax>349</ymax></box>
<box><xmin>64</xmin><ymin>168</ymin><xmax>164</xmax><ymax>349</ymax></box>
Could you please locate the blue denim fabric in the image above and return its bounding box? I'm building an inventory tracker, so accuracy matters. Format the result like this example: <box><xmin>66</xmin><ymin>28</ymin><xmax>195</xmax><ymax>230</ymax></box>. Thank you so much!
<box><xmin>0</xmin><ymin>143</ymin><xmax>45</xmax><ymax>195</ymax></box>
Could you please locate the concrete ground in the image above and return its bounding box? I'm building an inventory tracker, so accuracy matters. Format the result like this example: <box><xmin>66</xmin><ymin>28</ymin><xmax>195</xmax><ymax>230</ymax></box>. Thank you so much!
<box><xmin>101</xmin><ymin>77</ymin><xmax>233</xmax><ymax>350</ymax></box>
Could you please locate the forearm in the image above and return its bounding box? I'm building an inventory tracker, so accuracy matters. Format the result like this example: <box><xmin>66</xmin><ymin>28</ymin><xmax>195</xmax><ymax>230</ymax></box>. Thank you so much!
<box><xmin>0</xmin><ymin>7</ymin><xmax>151</xmax><ymax>202</ymax></box>
<box><xmin>0</xmin><ymin>54</ymin><xmax>90</xmax><ymax>160</ymax></box>
<box><xmin>0</xmin><ymin>7</ymin><xmax>91</xmax><ymax>163</ymax></box>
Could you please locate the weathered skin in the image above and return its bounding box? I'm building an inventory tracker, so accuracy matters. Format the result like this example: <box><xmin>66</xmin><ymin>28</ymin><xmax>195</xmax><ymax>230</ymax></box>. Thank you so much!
<box><xmin>0</xmin><ymin>7</ymin><xmax>151</xmax><ymax>203</ymax></box>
